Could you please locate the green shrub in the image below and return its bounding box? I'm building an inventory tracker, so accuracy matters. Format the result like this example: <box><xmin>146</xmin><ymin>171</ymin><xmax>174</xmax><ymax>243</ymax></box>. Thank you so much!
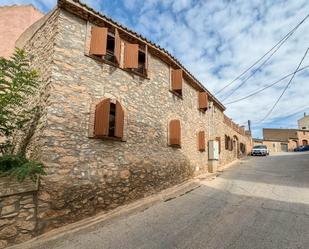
<box><xmin>0</xmin><ymin>49</ymin><xmax>45</xmax><ymax>183</ymax></box>
<box><xmin>0</xmin><ymin>154</ymin><xmax>46</xmax><ymax>183</ymax></box>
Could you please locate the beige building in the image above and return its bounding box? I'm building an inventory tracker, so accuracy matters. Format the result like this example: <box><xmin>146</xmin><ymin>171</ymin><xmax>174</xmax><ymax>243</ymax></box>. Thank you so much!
<box><xmin>262</xmin><ymin>128</ymin><xmax>309</xmax><ymax>152</ymax></box>
<box><xmin>0</xmin><ymin>4</ymin><xmax>43</xmax><ymax>58</ymax></box>
<box><xmin>298</xmin><ymin>113</ymin><xmax>309</xmax><ymax>130</ymax></box>
<box><xmin>0</xmin><ymin>0</ymin><xmax>252</xmax><ymax>246</ymax></box>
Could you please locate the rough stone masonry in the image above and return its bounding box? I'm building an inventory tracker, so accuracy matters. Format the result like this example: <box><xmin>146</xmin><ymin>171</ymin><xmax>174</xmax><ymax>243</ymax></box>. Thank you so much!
<box><xmin>0</xmin><ymin>0</ymin><xmax>252</xmax><ymax>247</ymax></box>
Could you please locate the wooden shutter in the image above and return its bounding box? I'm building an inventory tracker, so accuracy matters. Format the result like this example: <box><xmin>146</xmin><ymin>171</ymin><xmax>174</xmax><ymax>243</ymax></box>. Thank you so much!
<box><xmin>114</xmin><ymin>101</ymin><xmax>124</xmax><ymax>138</ymax></box>
<box><xmin>114</xmin><ymin>29</ymin><xmax>121</xmax><ymax>64</ymax></box>
<box><xmin>169</xmin><ymin>120</ymin><xmax>181</xmax><ymax>146</ymax></box>
<box><xmin>94</xmin><ymin>99</ymin><xmax>110</xmax><ymax>137</ymax></box>
<box><xmin>124</xmin><ymin>43</ymin><xmax>139</xmax><ymax>68</ymax></box>
<box><xmin>216</xmin><ymin>137</ymin><xmax>221</xmax><ymax>154</ymax></box>
<box><xmin>199</xmin><ymin>92</ymin><xmax>208</xmax><ymax>110</ymax></box>
<box><xmin>90</xmin><ymin>26</ymin><xmax>108</xmax><ymax>56</ymax></box>
<box><xmin>198</xmin><ymin>131</ymin><xmax>205</xmax><ymax>152</ymax></box>
<box><xmin>228</xmin><ymin>138</ymin><xmax>233</xmax><ymax>151</ymax></box>
<box><xmin>145</xmin><ymin>45</ymin><xmax>148</xmax><ymax>76</ymax></box>
<box><xmin>171</xmin><ymin>69</ymin><xmax>183</xmax><ymax>92</ymax></box>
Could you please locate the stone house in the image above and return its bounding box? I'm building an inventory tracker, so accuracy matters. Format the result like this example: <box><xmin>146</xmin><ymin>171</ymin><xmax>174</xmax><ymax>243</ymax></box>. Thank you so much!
<box><xmin>298</xmin><ymin>113</ymin><xmax>309</xmax><ymax>130</ymax></box>
<box><xmin>263</xmin><ymin>128</ymin><xmax>309</xmax><ymax>152</ymax></box>
<box><xmin>0</xmin><ymin>0</ymin><xmax>252</xmax><ymax>246</ymax></box>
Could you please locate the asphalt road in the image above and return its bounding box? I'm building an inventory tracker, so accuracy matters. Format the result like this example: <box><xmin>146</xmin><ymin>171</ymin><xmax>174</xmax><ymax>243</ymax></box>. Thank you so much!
<box><xmin>30</xmin><ymin>152</ymin><xmax>309</xmax><ymax>249</ymax></box>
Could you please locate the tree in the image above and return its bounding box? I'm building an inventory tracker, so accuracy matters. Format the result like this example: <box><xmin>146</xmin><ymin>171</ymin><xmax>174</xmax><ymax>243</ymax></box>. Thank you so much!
<box><xmin>0</xmin><ymin>48</ymin><xmax>45</xmax><ymax>182</ymax></box>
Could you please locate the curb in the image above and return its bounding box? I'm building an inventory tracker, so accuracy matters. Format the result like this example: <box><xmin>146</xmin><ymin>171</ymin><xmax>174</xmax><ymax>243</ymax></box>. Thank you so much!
<box><xmin>7</xmin><ymin>179</ymin><xmax>202</xmax><ymax>249</ymax></box>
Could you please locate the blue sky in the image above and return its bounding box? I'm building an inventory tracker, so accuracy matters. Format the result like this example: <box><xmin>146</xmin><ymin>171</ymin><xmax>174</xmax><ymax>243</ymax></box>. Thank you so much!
<box><xmin>2</xmin><ymin>0</ymin><xmax>309</xmax><ymax>138</ymax></box>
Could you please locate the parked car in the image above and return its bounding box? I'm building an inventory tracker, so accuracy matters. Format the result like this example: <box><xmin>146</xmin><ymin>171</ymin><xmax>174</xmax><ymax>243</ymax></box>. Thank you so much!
<box><xmin>294</xmin><ymin>145</ymin><xmax>309</xmax><ymax>152</ymax></box>
<box><xmin>251</xmin><ymin>145</ymin><xmax>268</xmax><ymax>156</ymax></box>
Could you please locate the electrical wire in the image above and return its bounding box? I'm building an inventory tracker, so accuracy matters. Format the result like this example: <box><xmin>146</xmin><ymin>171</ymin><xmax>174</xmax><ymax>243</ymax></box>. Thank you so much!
<box><xmin>215</xmin><ymin>13</ymin><xmax>309</xmax><ymax>96</ymax></box>
<box><xmin>224</xmin><ymin>64</ymin><xmax>309</xmax><ymax>105</ymax></box>
<box><xmin>259</xmin><ymin>47</ymin><xmax>309</xmax><ymax>123</ymax></box>
<box><xmin>245</xmin><ymin>105</ymin><xmax>309</xmax><ymax>128</ymax></box>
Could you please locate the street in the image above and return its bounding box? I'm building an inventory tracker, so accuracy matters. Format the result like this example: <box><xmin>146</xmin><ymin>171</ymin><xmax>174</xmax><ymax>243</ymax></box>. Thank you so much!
<box><xmin>29</xmin><ymin>152</ymin><xmax>309</xmax><ymax>249</ymax></box>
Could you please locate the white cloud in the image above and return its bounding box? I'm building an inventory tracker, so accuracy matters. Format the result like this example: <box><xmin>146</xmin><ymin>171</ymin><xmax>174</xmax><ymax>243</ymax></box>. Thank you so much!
<box><xmin>1</xmin><ymin>0</ymin><xmax>308</xmax><ymax>137</ymax></box>
<box><xmin>125</xmin><ymin>0</ymin><xmax>309</xmax><ymax>136</ymax></box>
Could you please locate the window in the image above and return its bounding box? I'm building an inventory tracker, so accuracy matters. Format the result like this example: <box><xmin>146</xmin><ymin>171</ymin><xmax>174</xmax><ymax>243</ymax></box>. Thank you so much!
<box><xmin>240</xmin><ymin>143</ymin><xmax>246</xmax><ymax>154</ymax></box>
<box><xmin>169</xmin><ymin>119</ymin><xmax>181</xmax><ymax>147</ymax></box>
<box><xmin>225</xmin><ymin>135</ymin><xmax>229</xmax><ymax>150</ymax></box>
<box><xmin>171</xmin><ymin>69</ymin><xmax>183</xmax><ymax>97</ymax></box>
<box><xmin>198</xmin><ymin>92</ymin><xmax>208</xmax><ymax>112</ymax></box>
<box><xmin>225</xmin><ymin>135</ymin><xmax>232</xmax><ymax>151</ymax></box>
<box><xmin>135</xmin><ymin>50</ymin><xmax>146</xmax><ymax>75</ymax></box>
<box><xmin>216</xmin><ymin>137</ymin><xmax>221</xmax><ymax>154</ymax></box>
<box><xmin>89</xmin><ymin>26</ymin><xmax>121</xmax><ymax>65</ymax></box>
<box><xmin>124</xmin><ymin>43</ymin><xmax>148</xmax><ymax>76</ymax></box>
<box><xmin>198</xmin><ymin>131</ymin><xmax>206</xmax><ymax>152</ymax></box>
<box><xmin>229</xmin><ymin>137</ymin><xmax>233</xmax><ymax>151</ymax></box>
<box><xmin>104</xmin><ymin>33</ymin><xmax>116</xmax><ymax>63</ymax></box>
<box><xmin>94</xmin><ymin>99</ymin><xmax>124</xmax><ymax>139</ymax></box>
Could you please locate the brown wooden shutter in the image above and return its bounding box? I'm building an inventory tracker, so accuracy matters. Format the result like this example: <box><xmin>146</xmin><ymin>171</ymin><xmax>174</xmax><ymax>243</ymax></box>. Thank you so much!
<box><xmin>228</xmin><ymin>138</ymin><xmax>233</xmax><ymax>151</ymax></box>
<box><xmin>114</xmin><ymin>101</ymin><xmax>124</xmax><ymax>138</ymax></box>
<box><xmin>216</xmin><ymin>137</ymin><xmax>221</xmax><ymax>154</ymax></box>
<box><xmin>94</xmin><ymin>99</ymin><xmax>110</xmax><ymax>137</ymax></box>
<box><xmin>90</xmin><ymin>26</ymin><xmax>108</xmax><ymax>56</ymax></box>
<box><xmin>145</xmin><ymin>45</ymin><xmax>148</xmax><ymax>77</ymax></box>
<box><xmin>169</xmin><ymin>119</ymin><xmax>181</xmax><ymax>146</ymax></box>
<box><xmin>171</xmin><ymin>69</ymin><xmax>183</xmax><ymax>92</ymax></box>
<box><xmin>198</xmin><ymin>131</ymin><xmax>205</xmax><ymax>151</ymax></box>
<box><xmin>199</xmin><ymin>92</ymin><xmax>208</xmax><ymax>110</ymax></box>
<box><xmin>124</xmin><ymin>43</ymin><xmax>139</xmax><ymax>68</ymax></box>
<box><xmin>114</xmin><ymin>29</ymin><xmax>121</xmax><ymax>64</ymax></box>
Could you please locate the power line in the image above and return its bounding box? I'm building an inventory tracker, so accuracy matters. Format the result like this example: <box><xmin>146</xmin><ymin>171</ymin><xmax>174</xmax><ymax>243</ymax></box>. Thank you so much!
<box><xmin>221</xmin><ymin>34</ymin><xmax>293</xmax><ymax>101</ymax></box>
<box><xmin>248</xmin><ymin>105</ymin><xmax>309</xmax><ymax>128</ymax></box>
<box><xmin>259</xmin><ymin>47</ymin><xmax>309</xmax><ymax>123</ymax></box>
<box><xmin>215</xmin><ymin>13</ymin><xmax>309</xmax><ymax>96</ymax></box>
<box><xmin>224</xmin><ymin>64</ymin><xmax>309</xmax><ymax>105</ymax></box>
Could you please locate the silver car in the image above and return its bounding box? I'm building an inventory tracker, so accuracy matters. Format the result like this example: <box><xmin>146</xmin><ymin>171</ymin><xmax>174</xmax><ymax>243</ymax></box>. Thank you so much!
<box><xmin>251</xmin><ymin>145</ymin><xmax>268</xmax><ymax>156</ymax></box>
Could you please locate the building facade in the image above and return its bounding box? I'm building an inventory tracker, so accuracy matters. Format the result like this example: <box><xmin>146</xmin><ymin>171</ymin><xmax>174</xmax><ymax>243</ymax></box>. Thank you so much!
<box><xmin>262</xmin><ymin>128</ymin><xmax>309</xmax><ymax>152</ymax></box>
<box><xmin>0</xmin><ymin>0</ymin><xmax>251</xmax><ymax>246</ymax></box>
<box><xmin>0</xmin><ymin>5</ymin><xmax>43</xmax><ymax>58</ymax></box>
<box><xmin>298</xmin><ymin>113</ymin><xmax>309</xmax><ymax>130</ymax></box>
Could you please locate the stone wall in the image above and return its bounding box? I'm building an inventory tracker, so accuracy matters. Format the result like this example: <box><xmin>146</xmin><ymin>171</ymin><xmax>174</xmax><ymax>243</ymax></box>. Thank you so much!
<box><xmin>297</xmin><ymin>130</ymin><xmax>309</xmax><ymax>146</ymax></box>
<box><xmin>0</xmin><ymin>177</ymin><xmax>38</xmax><ymax>249</ymax></box>
<box><xmin>15</xmin><ymin>9</ymin><xmax>59</xmax><ymax>161</ymax></box>
<box><xmin>11</xmin><ymin>7</ymin><xmax>252</xmax><ymax>244</ymax></box>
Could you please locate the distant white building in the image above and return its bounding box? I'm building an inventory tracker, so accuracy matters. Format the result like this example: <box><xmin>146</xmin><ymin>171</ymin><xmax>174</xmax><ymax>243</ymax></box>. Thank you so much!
<box><xmin>298</xmin><ymin>113</ymin><xmax>309</xmax><ymax>130</ymax></box>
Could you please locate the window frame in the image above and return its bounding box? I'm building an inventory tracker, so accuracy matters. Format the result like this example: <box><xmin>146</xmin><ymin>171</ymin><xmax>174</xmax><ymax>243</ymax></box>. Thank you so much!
<box><xmin>89</xmin><ymin>98</ymin><xmax>126</xmax><ymax>142</ymax></box>
<box><xmin>86</xmin><ymin>23</ymin><xmax>149</xmax><ymax>79</ymax></box>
